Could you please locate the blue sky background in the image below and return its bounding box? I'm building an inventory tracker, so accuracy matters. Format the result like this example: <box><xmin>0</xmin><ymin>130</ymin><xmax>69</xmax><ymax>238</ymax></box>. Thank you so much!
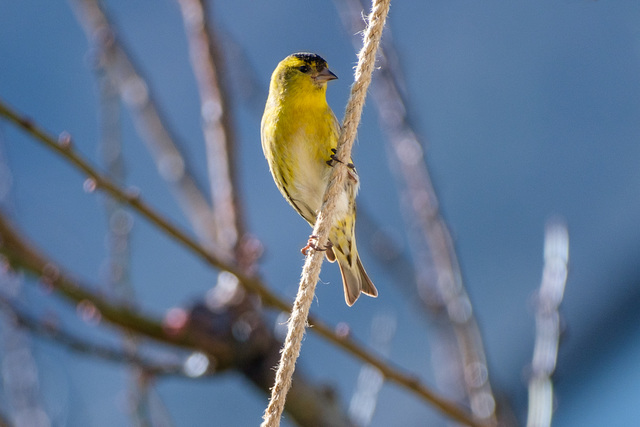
<box><xmin>1</xmin><ymin>0</ymin><xmax>640</xmax><ymax>426</ymax></box>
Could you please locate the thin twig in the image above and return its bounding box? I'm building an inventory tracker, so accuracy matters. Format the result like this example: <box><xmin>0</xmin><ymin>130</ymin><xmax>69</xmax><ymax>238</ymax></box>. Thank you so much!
<box><xmin>0</xmin><ymin>99</ymin><xmax>489</xmax><ymax>427</ymax></box>
<box><xmin>526</xmin><ymin>221</ymin><xmax>569</xmax><ymax>427</ymax></box>
<box><xmin>335</xmin><ymin>0</ymin><xmax>498</xmax><ymax>422</ymax></box>
<box><xmin>260</xmin><ymin>1</ymin><xmax>392</xmax><ymax>426</ymax></box>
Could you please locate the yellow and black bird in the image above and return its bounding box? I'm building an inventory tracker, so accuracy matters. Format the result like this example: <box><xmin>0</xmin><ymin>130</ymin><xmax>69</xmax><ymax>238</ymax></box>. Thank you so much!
<box><xmin>261</xmin><ymin>52</ymin><xmax>377</xmax><ymax>306</ymax></box>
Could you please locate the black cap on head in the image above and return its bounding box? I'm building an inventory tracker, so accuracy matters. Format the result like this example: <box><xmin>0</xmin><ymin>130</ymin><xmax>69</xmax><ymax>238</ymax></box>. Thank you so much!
<box><xmin>292</xmin><ymin>52</ymin><xmax>326</xmax><ymax>63</ymax></box>
<box><xmin>292</xmin><ymin>52</ymin><xmax>328</xmax><ymax>70</ymax></box>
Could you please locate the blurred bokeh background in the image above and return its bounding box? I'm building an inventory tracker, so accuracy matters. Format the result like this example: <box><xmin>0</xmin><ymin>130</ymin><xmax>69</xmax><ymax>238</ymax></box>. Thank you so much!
<box><xmin>1</xmin><ymin>0</ymin><xmax>639</xmax><ymax>426</ymax></box>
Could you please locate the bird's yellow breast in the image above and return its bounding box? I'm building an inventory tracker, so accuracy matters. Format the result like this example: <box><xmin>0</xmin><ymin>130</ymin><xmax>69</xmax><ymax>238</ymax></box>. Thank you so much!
<box><xmin>261</xmin><ymin>91</ymin><xmax>339</xmax><ymax>223</ymax></box>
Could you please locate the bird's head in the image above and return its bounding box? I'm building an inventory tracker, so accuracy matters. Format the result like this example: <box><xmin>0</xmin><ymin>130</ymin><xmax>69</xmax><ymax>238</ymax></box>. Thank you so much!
<box><xmin>270</xmin><ymin>52</ymin><xmax>338</xmax><ymax>96</ymax></box>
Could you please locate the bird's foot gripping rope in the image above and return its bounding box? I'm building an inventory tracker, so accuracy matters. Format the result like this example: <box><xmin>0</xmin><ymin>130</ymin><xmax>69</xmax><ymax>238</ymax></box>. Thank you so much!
<box><xmin>301</xmin><ymin>235</ymin><xmax>333</xmax><ymax>256</ymax></box>
<box><xmin>326</xmin><ymin>148</ymin><xmax>356</xmax><ymax>170</ymax></box>
<box><xmin>327</xmin><ymin>149</ymin><xmax>358</xmax><ymax>182</ymax></box>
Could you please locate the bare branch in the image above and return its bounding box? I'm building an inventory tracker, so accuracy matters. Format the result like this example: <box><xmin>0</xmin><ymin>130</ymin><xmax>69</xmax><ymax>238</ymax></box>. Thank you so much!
<box><xmin>527</xmin><ymin>221</ymin><xmax>569</xmax><ymax>427</ymax></box>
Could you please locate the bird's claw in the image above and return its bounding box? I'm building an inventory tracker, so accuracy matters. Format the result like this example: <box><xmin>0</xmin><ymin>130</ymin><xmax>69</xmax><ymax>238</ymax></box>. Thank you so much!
<box><xmin>326</xmin><ymin>152</ymin><xmax>355</xmax><ymax>170</ymax></box>
<box><xmin>301</xmin><ymin>235</ymin><xmax>333</xmax><ymax>256</ymax></box>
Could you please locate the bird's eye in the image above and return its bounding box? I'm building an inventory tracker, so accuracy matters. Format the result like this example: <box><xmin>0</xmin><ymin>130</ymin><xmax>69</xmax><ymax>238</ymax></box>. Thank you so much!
<box><xmin>298</xmin><ymin>65</ymin><xmax>311</xmax><ymax>73</ymax></box>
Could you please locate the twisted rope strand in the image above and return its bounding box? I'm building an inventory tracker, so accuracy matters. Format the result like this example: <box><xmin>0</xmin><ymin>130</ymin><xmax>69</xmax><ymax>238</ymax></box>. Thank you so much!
<box><xmin>260</xmin><ymin>1</ymin><xmax>391</xmax><ymax>426</ymax></box>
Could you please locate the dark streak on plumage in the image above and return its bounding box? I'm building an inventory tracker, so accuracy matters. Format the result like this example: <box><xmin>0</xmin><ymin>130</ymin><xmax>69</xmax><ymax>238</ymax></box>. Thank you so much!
<box><xmin>281</xmin><ymin>185</ymin><xmax>306</xmax><ymax>219</ymax></box>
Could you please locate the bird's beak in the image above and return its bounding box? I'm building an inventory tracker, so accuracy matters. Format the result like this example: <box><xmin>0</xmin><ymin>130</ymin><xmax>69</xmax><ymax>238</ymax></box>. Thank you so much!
<box><xmin>313</xmin><ymin>67</ymin><xmax>338</xmax><ymax>83</ymax></box>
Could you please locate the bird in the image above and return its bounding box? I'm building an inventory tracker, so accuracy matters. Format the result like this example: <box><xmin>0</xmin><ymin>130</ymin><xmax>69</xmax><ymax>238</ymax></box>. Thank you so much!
<box><xmin>261</xmin><ymin>52</ymin><xmax>378</xmax><ymax>306</ymax></box>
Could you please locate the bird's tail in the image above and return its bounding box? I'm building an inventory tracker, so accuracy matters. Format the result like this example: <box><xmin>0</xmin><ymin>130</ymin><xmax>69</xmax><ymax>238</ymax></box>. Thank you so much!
<box><xmin>336</xmin><ymin>249</ymin><xmax>378</xmax><ymax>306</ymax></box>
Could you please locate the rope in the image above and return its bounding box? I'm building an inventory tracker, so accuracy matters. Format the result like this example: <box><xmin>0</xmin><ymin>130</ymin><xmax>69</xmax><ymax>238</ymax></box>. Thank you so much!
<box><xmin>260</xmin><ymin>0</ymin><xmax>391</xmax><ymax>425</ymax></box>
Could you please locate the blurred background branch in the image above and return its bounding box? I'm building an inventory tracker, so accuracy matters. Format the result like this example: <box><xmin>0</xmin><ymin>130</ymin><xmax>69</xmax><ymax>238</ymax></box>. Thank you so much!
<box><xmin>526</xmin><ymin>221</ymin><xmax>569</xmax><ymax>427</ymax></box>
<box><xmin>176</xmin><ymin>0</ymin><xmax>246</xmax><ymax>259</ymax></box>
